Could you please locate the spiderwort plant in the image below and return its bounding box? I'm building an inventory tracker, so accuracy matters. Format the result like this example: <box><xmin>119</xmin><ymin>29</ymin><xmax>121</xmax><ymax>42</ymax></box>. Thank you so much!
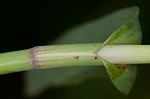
<box><xmin>0</xmin><ymin>7</ymin><xmax>144</xmax><ymax>95</ymax></box>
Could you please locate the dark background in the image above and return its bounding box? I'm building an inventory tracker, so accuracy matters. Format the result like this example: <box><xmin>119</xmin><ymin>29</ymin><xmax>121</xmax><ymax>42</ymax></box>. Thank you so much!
<box><xmin>0</xmin><ymin>0</ymin><xmax>150</xmax><ymax>99</ymax></box>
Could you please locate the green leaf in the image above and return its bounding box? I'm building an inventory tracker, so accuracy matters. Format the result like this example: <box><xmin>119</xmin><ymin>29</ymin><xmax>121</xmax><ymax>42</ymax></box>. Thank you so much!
<box><xmin>101</xmin><ymin>59</ymin><xmax>137</xmax><ymax>94</ymax></box>
<box><xmin>99</xmin><ymin>7</ymin><xmax>141</xmax><ymax>94</ymax></box>
<box><xmin>24</xmin><ymin>7</ymin><xmax>141</xmax><ymax>96</ymax></box>
<box><xmin>102</xmin><ymin>7</ymin><xmax>142</xmax><ymax>46</ymax></box>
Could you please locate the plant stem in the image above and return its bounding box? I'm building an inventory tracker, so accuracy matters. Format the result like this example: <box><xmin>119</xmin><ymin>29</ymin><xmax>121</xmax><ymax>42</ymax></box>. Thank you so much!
<box><xmin>99</xmin><ymin>45</ymin><xmax>150</xmax><ymax>64</ymax></box>
<box><xmin>0</xmin><ymin>50</ymin><xmax>31</xmax><ymax>74</ymax></box>
<box><xmin>0</xmin><ymin>44</ymin><xmax>150</xmax><ymax>75</ymax></box>
<box><xmin>0</xmin><ymin>43</ymin><xmax>103</xmax><ymax>74</ymax></box>
<box><xmin>30</xmin><ymin>43</ymin><xmax>103</xmax><ymax>69</ymax></box>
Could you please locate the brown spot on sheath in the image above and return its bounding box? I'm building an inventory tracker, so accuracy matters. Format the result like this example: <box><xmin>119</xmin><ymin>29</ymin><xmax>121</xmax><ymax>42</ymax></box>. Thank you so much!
<box><xmin>94</xmin><ymin>56</ymin><xmax>98</xmax><ymax>59</ymax></box>
<box><xmin>115</xmin><ymin>64</ymin><xmax>131</xmax><ymax>70</ymax></box>
<box><xmin>93</xmin><ymin>52</ymin><xmax>100</xmax><ymax>59</ymax></box>
<box><xmin>74</xmin><ymin>56</ymin><xmax>79</xmax><ymax>59</ymax></box>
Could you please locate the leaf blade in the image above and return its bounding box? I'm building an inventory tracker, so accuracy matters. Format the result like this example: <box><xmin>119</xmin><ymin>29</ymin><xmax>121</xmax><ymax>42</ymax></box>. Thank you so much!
<box><xmin>101</xmin><ymin>59</ymin><xmax>137</xmax><ymax>94</ymax></box>
<box><xmin>102</xmin><ymin>7</ymin><xmax>142</xmax><ymax>46</ymax></box>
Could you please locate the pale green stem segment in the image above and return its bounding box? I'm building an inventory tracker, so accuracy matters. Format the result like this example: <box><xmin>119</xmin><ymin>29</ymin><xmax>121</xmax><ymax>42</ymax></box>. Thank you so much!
<box><xmin>99</xmin><ymin>45</ymin><xmax>150</xmax><ymax>64</ymax></box>
<box><xmin>0</xmin><ymin>44</ymin><xmax>150</xmax><ymax>75</ymax></box>
<box><xmin>30</xmin><ymin>43</ymin><xmax>103</xmax><ymax>69</ymax></box>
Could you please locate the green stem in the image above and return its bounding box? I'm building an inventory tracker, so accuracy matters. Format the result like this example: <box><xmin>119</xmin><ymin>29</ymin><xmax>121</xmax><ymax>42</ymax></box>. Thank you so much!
<box><xmin>0</xmin><ymin>43</ymin><xmax>150</xmax><ymax>75</ymax></box>
<box><xmin>0</xmin><ymin>43</ymin><xmax>103</xmax><ymax>74</ymax></box>
<box><xmin>0</xmin><ymin>50</ymin><xmax>31</xmax><ymax>74</ymax></box>
<box><xmin>30</xmin><ymin>43</ymin><xmax>103</xmax><ymax>69</ymax></box>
